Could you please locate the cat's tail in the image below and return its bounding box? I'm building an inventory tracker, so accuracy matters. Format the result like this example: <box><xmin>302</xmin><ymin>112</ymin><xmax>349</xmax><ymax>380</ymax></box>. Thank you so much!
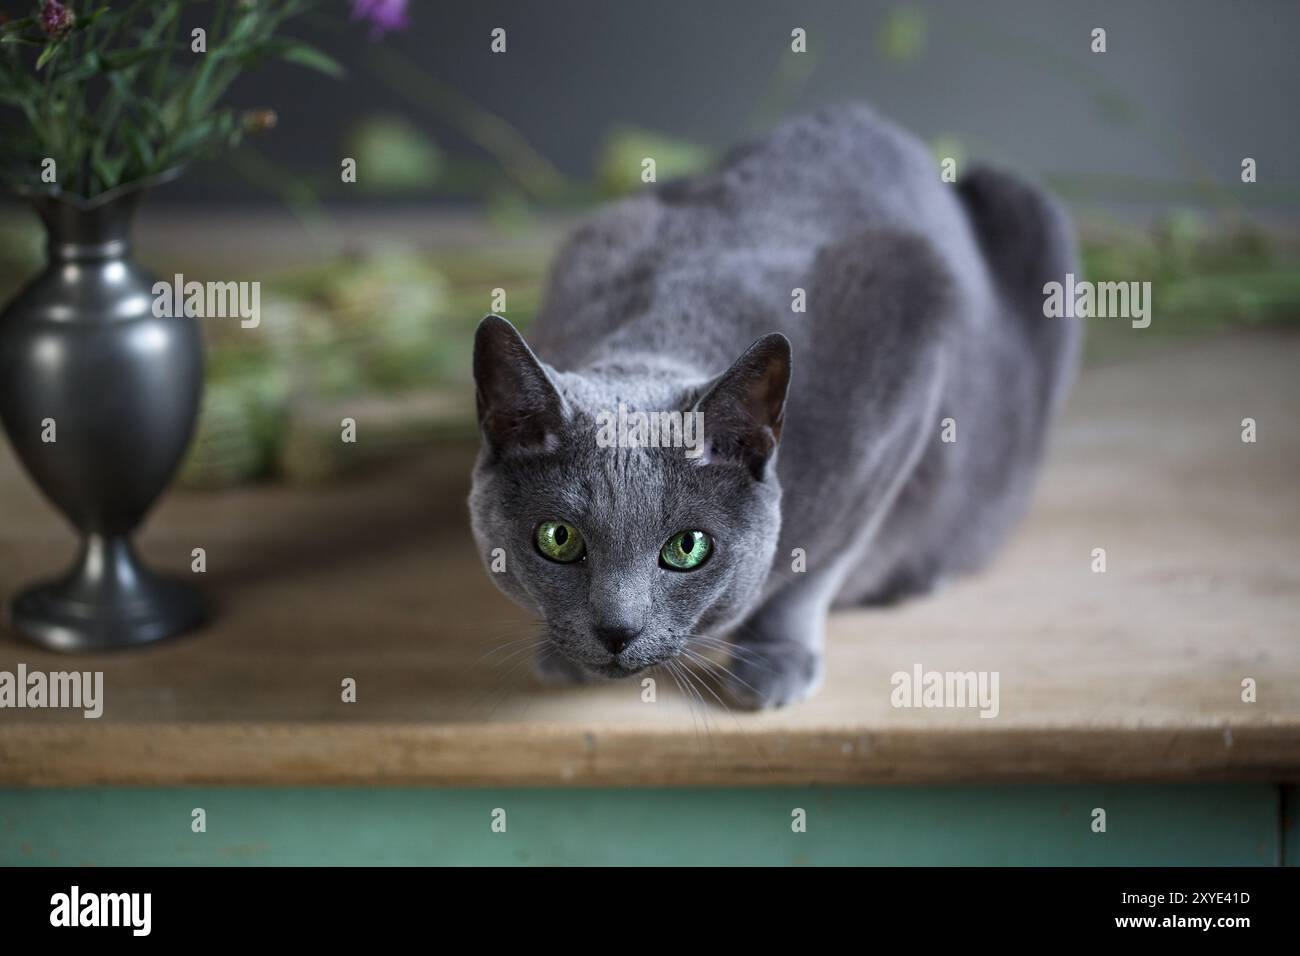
<box><xmin>957</xmin><ymin>165</ymin><xmax>1083</xmax><ymax>414</ymax></box>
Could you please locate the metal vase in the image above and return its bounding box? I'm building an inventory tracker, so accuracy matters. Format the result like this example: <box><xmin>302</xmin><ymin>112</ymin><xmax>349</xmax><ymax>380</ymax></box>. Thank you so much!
<box><xmin>0</xmin><ymin>175</ymin><xmax>205</xmax><ymax>651</ymax></box>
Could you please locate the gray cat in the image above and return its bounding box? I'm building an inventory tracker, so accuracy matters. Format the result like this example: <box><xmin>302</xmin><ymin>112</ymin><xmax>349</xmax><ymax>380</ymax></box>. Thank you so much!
<box><xmin>469</xmin><ymin>103</ymin><xmax>1080</xmax><ymax>708</ymax></box>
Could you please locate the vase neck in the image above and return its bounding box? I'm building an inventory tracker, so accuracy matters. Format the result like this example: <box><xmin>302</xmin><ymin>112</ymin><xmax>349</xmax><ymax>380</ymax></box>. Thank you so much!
<box><xmin>31</xmin><ymin>192</ymin><xmax>141</xmax><ymax>263</ymax></box>
<box><xmin>51</xmin><ymin>235</ymin><xmax>132</xmax><ymax>263</ymax></box>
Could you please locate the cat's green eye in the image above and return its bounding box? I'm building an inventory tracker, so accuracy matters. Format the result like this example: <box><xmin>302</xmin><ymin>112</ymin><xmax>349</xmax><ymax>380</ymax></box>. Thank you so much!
<box><xmin>535</xmin><ymin>520</ymin><xmax>586</xmax><ymax>563</ymax></box>
<box><xmin>660</xmin><ymin>530</ymin><xmax>712</xmax><ymax>571</ymax></box>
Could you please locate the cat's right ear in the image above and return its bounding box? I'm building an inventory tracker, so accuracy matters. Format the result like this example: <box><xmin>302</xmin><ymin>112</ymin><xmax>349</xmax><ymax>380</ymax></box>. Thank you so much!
<box><xmin>473</xmin><ymin>315</ymin><xmax>568</xmax><ymax>458</ymax></box>
<box><xmin>696</xmin><ymin>333</ymin><xmax>792</xmax><ymax>480</ymax></box>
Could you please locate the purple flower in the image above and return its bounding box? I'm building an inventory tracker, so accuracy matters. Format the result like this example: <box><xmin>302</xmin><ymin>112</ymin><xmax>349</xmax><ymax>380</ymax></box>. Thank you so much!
<box><xmin>351</xmin><ymin>0</ymin><xmax>409</xmax><ymax>38</ymax></box>
<box><xmin>39</xmin><ymin>0</ymin><xmax>75</xmax><ymax>39</ymax></box>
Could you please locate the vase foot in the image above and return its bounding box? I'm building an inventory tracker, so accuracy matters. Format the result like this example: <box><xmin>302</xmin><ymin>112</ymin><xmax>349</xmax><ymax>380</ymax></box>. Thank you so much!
<box><xmin>7</xmin><ymin>535</ymin><xmax>205</xmax><ymax>652</ymax></box>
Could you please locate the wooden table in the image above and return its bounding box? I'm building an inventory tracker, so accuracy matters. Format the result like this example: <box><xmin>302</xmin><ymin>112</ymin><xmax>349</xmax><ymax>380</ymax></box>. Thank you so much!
<box><xmin>1</xmin><ymin>331</ymin><xmax>1297</xmax><ymax>864</ymax></box>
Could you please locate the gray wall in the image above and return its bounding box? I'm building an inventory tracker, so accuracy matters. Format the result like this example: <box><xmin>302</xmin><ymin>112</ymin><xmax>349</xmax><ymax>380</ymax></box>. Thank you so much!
<box><xmin>43</xmin><ymin>1</ymin><xmax>1300</xmax><ymax>216</ymax></box>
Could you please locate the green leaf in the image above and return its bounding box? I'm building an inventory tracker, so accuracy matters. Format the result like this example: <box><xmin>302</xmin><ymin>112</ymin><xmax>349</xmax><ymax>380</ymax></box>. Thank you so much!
<box><xmin>35</xmin><ymin>42</ymin><xmax>62</xmax><ymax>71</ymax></box>
<box><xmin>0</xmin><ymin>17</ymin><xmax>36</xmax><ymax>36</ymax></box>
<box><xmin>344</xmin><ymin>116</ymin><xmax>442</xmax><ymax>192</ymax></box>
<box><xmin>122</xmin><ymin>122</ymin><xmax>156</xmax><ymax>170</ymax></box>
<box><xmin>277</xmin><ymin>42</ymin><xmax>345</xmax><ymax>78</ymax></box>
<box><xmin>60</xmin><ymin>51</ymin><xmax>103</xmax><ymax>83</ymax></box>
<box><xmin>167</xmin><ymin>118</ymin><xmax>217</xmax><ymax>158</ymax></box>
<box><xmin>73</xmin><ymin>7</ymin><xmax>111</xmax><ymax>32</ymax></box>
<box><xmin>92</xmin><ymin>153</ymin><xmax>128</xmax><ymax>190</ymax></box>
<box><xmin>102</xmin><ymin>45</ymin><xmax>180</xmax><ymax>70</ymax></box>
<box><xmin>596</xmin><ymin>127</ymin><xmax>712</xmax><ymax>196</ymax></box>
<box><xmin>878</xmin><ymin>6</ymin><xmax>928</xmax><ymax>64</ymax></box>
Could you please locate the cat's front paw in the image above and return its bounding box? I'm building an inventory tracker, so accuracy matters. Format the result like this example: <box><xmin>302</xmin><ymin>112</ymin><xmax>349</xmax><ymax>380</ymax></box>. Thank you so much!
<box><xmin>725</xmin><ymin>641</ymin><xmax>824</xmax><ymax>710</ymax></box>
<box><xmin>533</xmin><ymin>648</ymin><xmax>596</xmax><ymax>686</ymax></box>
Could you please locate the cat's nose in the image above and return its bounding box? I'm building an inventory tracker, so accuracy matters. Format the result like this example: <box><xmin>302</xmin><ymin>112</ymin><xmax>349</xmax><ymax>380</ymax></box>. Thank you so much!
<box><xmin>593</xmin><ymin>624</ymin><xmax>642</xmax><ymax>655</ymax></box>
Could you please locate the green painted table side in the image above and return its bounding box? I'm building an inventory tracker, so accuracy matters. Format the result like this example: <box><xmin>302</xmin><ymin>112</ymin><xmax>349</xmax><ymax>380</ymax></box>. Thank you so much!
<box><xmin>0</xmin><ymin>785</ymin><xmax>1288</xmax><ymax>867</ymax></box>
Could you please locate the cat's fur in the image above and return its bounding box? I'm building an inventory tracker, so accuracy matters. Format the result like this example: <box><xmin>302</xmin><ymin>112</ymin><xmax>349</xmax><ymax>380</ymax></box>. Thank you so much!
<box><xmin>469</xmin><ymin>103</ymin><xmax>1080</xmax><ymax>708</ymax></box>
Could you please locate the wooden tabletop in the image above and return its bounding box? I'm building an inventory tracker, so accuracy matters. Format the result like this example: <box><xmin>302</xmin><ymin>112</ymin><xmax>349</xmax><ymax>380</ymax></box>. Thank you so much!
<box><xmin>1</xmin><ymin>331</ymin><xmax>1297</xmax><ymax>786</ymax></box>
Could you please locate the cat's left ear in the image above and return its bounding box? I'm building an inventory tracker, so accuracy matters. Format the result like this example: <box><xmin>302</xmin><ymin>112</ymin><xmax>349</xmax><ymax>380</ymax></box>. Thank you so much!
<box><xmin>473</xmin><ymin>315</ymin><xmax>568</xmax><ymax>458</ymax></box>
<box><xmin>696</xmin><ymin>333</ymin><xmax>791</xmax><ymax>480</ymax></box>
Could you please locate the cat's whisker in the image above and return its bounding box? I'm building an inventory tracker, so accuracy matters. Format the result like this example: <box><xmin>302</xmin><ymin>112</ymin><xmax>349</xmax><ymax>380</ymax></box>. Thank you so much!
<box><xmin>665</xmin><ymin>659</ymin><xmax>706</xmax><ymax>743</ymax></box>
<box><xmin>487</xmin><ymin>639</ymin><xmax>548</xmax><ymax>670</ymax></box>
<box><xmin>451</xmin><ymin>633</ymin><xmax>545</xmax><ymax>690</ymax></box>
<box><xmin>686</xmin><ymin>634</ymin><xmax>773</xmax><ymax>671</ymax></box>
<box><xmin>685</xmin><ymin>634</ymin><xmax>776</xmax><ymax>675</ymax></box>
<box><xmin>458</xmin><ymin>637</ymin><xmax>547</xmax><ymax>718</ymax></box>
<box><xmin>659</xmin><ymin>660</ymin><xmax>687</xmax><ymax>711</ymax></box>
<box><xmin>458</xmin><ymin>617</ymin><xmax>543</xmax><ymax>632</ymax></box>
<box><xmin>678</xmin><ymin>649</ymin><xmax>737</xmax><ymax>715</ymax></box>
<box><xmin>479</xmin><ymin>646</ymin><xmax>546</xmax><ymax>720</ymax></box>
<box><xmin>467</xmin><ymin>633</ymin><xmax>543</xmax><ymax>667</ymax></box>
<box><xmin>676</xmin><ymin>649</ymin><xmax>780</xmax><ymax>778</ymax></box>
<box><xmin>672</xmin><ymin>658</ymin><xmax>715</xmax><ymax>742</ymax></box>
<box><xmin>689</xmin><ymin>653</ymin><xmax>769</xmax><ymax>697</ymax></box>
<box><xmin>681</xmin><ymin>645</ymin><xmax>764</xmax><ymax>700</ymax></box>
<box><xmin>665</xmin><ymin>659</ymin><xmax>700</xmax><ymax>737</ymax></box>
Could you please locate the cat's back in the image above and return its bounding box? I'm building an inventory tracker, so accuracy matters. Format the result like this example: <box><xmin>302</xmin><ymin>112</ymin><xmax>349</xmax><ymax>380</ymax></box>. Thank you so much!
<box><xmin>533</xmin><ymin>103</ymin><xmax>990</xmax><ymax>367</ymax></box>
<box><xmin>658</xmin><ymin>102</ymin><xmax>958</xmax><ymax>248</ymax></box>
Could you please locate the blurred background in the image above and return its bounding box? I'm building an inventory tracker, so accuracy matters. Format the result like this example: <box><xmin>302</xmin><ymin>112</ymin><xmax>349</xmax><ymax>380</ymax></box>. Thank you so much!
<box><xmin>2</xmin><ymin>0</ymin><xmax>1298</xmax><ymax>489</ymax></box>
